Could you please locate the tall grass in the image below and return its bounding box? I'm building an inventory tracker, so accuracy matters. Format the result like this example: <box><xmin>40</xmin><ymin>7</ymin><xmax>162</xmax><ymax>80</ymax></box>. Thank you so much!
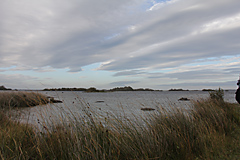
<box><xmin>0</xmin><ymin>91</ymin><xmax>48</xmax><ymax>109</ymax></box>
<box><xmin>0</xmin><ymin>90</ymin><xmax>239</xmax><ymax>159</ymax></box>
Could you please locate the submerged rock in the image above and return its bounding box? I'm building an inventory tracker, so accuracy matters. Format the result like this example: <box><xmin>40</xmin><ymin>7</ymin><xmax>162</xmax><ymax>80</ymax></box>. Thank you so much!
<box><xmin>141</xmin><ymin>108</ymin><xmax>155</xmax><ymax>111</ymax></box>
<box><xmin>178</xmin><ymin>97</ymin><xmax>190</xmax><ymax>101</ymax></box>
<box><xmin>49</xmin><ymin>97</ymin><xmax>63</xmax><ymax>103</ymax></box>
<box><xmin>95</xmin><ymin>100</ymin><xmax>105</xmax><ymax>103</ymax></box>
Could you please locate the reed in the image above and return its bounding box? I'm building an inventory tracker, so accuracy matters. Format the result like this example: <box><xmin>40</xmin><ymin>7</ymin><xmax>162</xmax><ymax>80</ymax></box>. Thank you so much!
<box><xmin>0</xmin><ymin>91</ymin><xmax>48</xmax><ymax>109</ymax></box>
<box><xmin>0</xmin><ymin>90</ymin><xmax>239</xmax><ymax>159</ymax></box>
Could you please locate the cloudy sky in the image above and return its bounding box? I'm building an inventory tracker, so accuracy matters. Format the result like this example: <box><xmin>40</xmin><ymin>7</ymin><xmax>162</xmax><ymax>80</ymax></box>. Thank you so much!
<box><xmin>1</xmin><ymin>0</ymin><xmax>240</xmax><ymax>90</ymax></box>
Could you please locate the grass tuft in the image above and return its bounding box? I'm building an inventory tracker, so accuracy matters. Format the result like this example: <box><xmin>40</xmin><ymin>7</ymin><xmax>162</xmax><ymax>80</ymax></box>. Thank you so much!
<box><xmin>0</xmin><ymin>92</ymin><xmax>48</xmax><ymax>109</ymax></box>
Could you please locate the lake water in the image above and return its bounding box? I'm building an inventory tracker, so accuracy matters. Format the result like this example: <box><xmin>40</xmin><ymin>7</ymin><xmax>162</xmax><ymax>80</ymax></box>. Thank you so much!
<box><xmin>20</xmin><ymin>90</ymin><xmax>237</xmax><ymax>129</ymax></box>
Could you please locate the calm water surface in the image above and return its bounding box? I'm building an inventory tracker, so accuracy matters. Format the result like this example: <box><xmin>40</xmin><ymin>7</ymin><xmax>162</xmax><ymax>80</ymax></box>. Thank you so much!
<box><xmin>20</xmin><ymin>90</ymin><xmax>236</xmax><ymax>129</ymax></box>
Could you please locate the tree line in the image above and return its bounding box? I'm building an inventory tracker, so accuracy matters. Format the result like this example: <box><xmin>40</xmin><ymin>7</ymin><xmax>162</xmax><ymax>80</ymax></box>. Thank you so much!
<box><xmin>43</xmin><ymin>86</ymin><xmax>162</xmax><ymax>92</ymax></box>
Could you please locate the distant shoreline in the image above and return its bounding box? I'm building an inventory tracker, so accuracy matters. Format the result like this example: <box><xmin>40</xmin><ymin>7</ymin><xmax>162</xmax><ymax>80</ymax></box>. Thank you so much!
<box><xmin>1</xmin><ymin>85</ymin><xmax>235</xmax><ymax>92</ymax></box>
<box><xmin>43</xmin><ymin>86</ymin><xmax>161</xmax><ymax>92</ymax></box>
<box><xmin>42</xmin><ymin>87</ymin><xmax>232</xmax><ymax>92</ymax></box>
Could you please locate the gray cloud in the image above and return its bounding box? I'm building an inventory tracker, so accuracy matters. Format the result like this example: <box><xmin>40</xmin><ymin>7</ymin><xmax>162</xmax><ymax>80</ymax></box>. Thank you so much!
<box><xmin>145</xmin><ymin>63</ymin><xmax>239</xmax><ymax>89</ymax></box>
<box><xmin>157</xmin><ymin>81</ymin><xmax>236</xmax><ymax>90</ymax></box>
<box><xmin>110</xmin><ymin>80</ymin><xmax>139</xmax><ymax>87</ymax></box>
<box><xmin>67</xmin><ymin>67</ymin><xmax>83</xmax><ymax>73</ymax></box>
<box><xmin>113</xmin><ymin>70</ymin><xmax>146</xmax><ymax>77</ymax></box>
<box><xmin>1</xmin><ymin>0</ymin><xmax>239</xmax><ymax>71</ymax></box>
<box><xmin>158</xmin><ymin>70</ymin><xmax>232</xmax><ymax>80</ymax></box>
<box><xmin>1</xmin><ymin>0</ymin><xmax>240</xmax><ymax>89</ymax></box>
<box><xmin>0</xmin><ymin>73</ymin><xmax>40</xmax><ymax>89</ymax></box>
<box><xmin>0</xmin><ymin>0</ymin><xmax>145</xmax><ymax>69</ymax></box>
<box><xmin>224</xmin><ymin>67</ymin><xmax>240</xmax><ymax>74</ymax></box>
<box><xmin>99</xmin><ymin>9</ymin><xmax>240</xmax><ymax>71</ymax></box>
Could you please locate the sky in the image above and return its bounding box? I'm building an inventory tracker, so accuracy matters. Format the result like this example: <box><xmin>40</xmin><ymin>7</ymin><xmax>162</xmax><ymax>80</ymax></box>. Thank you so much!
<box><xmin>0</xmin><ymin>0</ymin><xmax>240</xmax><ymax>90</ymax></box>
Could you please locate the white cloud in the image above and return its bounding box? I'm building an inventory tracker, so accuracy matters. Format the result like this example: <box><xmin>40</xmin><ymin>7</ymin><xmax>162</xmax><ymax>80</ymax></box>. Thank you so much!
<box><xmin>192</xmin><ymin>13</ymin><xmax>240</xmax><ymax>35</ymax></box>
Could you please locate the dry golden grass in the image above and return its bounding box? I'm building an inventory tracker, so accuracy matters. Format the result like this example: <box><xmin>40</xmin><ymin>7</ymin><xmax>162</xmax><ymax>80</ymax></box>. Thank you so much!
<box><xmin>0</xmin><ymin>90</ymin><xmax>239</xmax><ymax>159</ymax></box>
<box><xmin>0</xmin><ymin>91</ymin><xmax>48</xmax><ymax>109</ymax></box>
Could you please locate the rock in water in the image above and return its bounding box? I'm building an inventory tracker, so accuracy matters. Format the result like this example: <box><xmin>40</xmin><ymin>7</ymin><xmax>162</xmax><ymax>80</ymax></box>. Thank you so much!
<box><xmin>95</xmin><ymin>100</ymin><xmax>105</xmax><ymax>103</ymax></box>
<box><xmin>49</xmin><ymin>98</ymin><xmax>63</xmax><ymax>103</ymax></box>
<box><xmin>141</xmin><ymin>108</ymin><xmax>155</xmax><ymax>111</ymax></box>
<box><xmin>178</xmin><ymin>97</ymin><xmax>190</xmax><ymax>101</ymax></box>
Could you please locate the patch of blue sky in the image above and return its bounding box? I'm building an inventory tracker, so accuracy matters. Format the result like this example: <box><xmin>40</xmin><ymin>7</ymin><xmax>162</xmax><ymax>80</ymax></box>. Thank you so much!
<box><xmin>192</xmin><ymin>57</ymin><xmax>221</xmax><ymax>65</ymax></box>
<box><xmin>153</xmin><ymin>0</ymin><xmax>170</xmax><ymax>4</ymax></box>
<box><xmin>191</xmin><ymin>55</ymin><xmax>240</xmax><ymax>66</ymax></box>
<box><xmin>2</xmin><ymin>70</ymin><xmax>23</xmax><ymax>76</ymax></box>
<box><xmin>148</xmin><ymin>0</ymin><xmax>174</xmax><ymax>10</ymax></box>
<box><xmin>186</xmin><ymin>61</ymin><xmax>219</xmax><ymax>67</ymax></box>
<box><xmin>0</xmin><ymin>66</ymin><xmax>17</xmax><ymax>70</ymax></box>
<box><xmin>81</xmin><ymin>63</ymin><xmax>115</xmax><ymax>78</ymax></box>
<box><xmin>4</xmin><ymin>68</ymin><xmax>68</xmax><ymax>79</ymax></box>
<box><xmin>221</xmin><ymin>55</ymin><xmax>236</xmax><ymax>59</ymax></box>
<box><xmin>80</xmin><ymin>69</ymin><xmax>113</xmax><ymax>79</ymax></box>
<box><xmin>194</xmin><ymin>57</ymin><xmax>218</xmax><ymax>62</ymax></box>
<box><xmin>81</xmin><ymin>62</ymin><xmax>101</xmax><ymax>71</ymax></box>
<box><xmin>138</xmin><ymin>0</ymin><xmax>168</xmax><ymax>11</ymax></box>
<box><xmin>80</xmin><ymin>63</ymin><xmax>145</xmax><ymax>88</ymax></box>
<box><xmin>221</xmin><ymin>55</ymin><xmax>240</xmax><ymax>60</ymax></box>
<box><xmin>146</xmin><ymin>69</ymin><xmax>174</xmax><ymax>74</ymax></box>
<box><xmin>2</xmin><ymin>63</ymin><xmax>116</xmax><ymax>88</ymax></box>
<box><xmin>103</xmin><ymin>33</ymin><xmax>120</xmax><ymax>41</ymax></box>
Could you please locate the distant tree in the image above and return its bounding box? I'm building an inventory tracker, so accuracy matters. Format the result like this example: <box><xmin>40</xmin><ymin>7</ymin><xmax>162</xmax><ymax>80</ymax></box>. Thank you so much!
<box><xmin>144</xmin><ymin>88</ymin><xmax>154</xmax><ymax>91</ymax></box>
<box><xmin>202</xmin><ymin>89</ymin><xmax>214</xmax><ymax>91</ymax></box>
<box><xmin>86</xmin><ymin>87</ymin><xmax>99</xmax><ymax>92</ymax></box>
<box><xmin>42</xmin><ymin>86</ymin><xmax>157</xmax><ymax>92</ymax></box>
<box><xmin>169</xmin><ymin>89</ymin><xmax>189</xmax><ymax>91</ymax></box>
<box><xmin>110</xmin><ymin>86</ymin><xmax>134</xmax><ymax>91</ymax></box>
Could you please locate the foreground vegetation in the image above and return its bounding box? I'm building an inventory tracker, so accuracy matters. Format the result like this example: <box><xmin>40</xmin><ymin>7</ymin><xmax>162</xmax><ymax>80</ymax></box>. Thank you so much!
<box><xmin>0</xmin><ymin>92</ymin><xmax>48</xmax><ymax>109</ymax></box>
<box><xmin>0</xmin><ymin>90</ymin><xmax>239</xmax><ymax>159</ymax></box>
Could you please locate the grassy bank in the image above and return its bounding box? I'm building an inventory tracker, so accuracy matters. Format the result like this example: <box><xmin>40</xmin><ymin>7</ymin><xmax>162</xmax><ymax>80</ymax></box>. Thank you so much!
<box><xmin>0</xmin><ymin>91</ymin><xmax>239</xmax><ymax>159</ymax></box>
<box><xmin>0</xmin><ymin>92</ymin><xmax>48</xmax><ymax>109</ymax></box>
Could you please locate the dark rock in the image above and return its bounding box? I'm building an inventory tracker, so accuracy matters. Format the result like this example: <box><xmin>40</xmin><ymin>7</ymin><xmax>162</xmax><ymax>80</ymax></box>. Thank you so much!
<box><xmin>47</xmin><ymin>96</ymin><xmax>53</xmax><ymax>98</ymax></box>
<box><xmin>49</xmin><ymin>98</ymin><xmax>63</xmax><ymax>103</ymax></box>
<box><xmin>141</xmin><ymin>108</ymin><xmax>155</xmax><ymax>111</ymax></box>
<box><xmin>95</xmin><ymin>100</ymin><xmax>105</xmax><ymax>103</ymax></box>
<box><xmin>178</xmin><ymin>97</ymin><xmax>190</xmax><ymax>101</ymax></box>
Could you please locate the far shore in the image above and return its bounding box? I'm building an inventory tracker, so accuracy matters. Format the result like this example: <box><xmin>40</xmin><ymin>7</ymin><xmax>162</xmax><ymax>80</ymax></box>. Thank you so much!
<box><xmin>0</xmin><ymin>85</ymin><xmax>235</xmax><ymax>93</ymax></box>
